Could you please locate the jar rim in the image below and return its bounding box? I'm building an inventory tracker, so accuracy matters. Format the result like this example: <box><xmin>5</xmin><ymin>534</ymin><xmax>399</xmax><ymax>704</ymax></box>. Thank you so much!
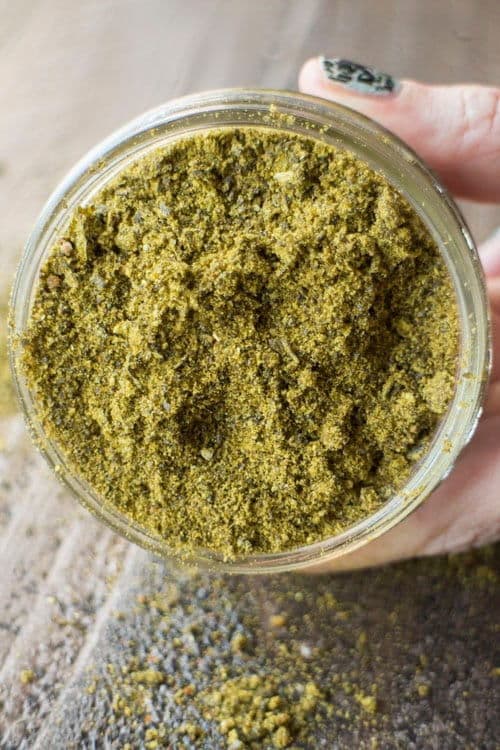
<box><xmin>9</xmin><ymin>88</ymin><xmax>491</xmax><ymax>574</ymax></box>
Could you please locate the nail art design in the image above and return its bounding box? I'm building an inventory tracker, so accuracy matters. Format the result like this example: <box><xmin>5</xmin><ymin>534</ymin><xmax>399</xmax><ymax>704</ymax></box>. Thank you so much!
<box><xmin>320</xmin><ymin>57</ymin><xmax>398</xmax><ymax>95</ymax></box>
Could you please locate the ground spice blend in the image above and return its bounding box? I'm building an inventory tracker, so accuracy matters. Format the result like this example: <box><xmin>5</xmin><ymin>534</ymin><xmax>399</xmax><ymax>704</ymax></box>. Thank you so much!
<box><xmin>21</xmin><ymin>128</ymin><xmax>459</xmax><ymax>559</ymax></box>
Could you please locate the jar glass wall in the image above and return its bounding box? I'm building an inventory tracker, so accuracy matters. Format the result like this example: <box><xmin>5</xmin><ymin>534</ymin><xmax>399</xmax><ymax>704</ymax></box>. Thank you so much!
<box><xmin>9</xmin><ymin>90</ymin><xmax>491</xmax><ymax>573</ymax></box>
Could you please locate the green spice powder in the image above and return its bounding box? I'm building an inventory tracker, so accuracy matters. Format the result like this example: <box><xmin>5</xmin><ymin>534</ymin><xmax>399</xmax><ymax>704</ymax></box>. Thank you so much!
<box><xmin>21</xmin><ymin>128</ymin><xmax>459</xmax><ymax>558</ymax></box>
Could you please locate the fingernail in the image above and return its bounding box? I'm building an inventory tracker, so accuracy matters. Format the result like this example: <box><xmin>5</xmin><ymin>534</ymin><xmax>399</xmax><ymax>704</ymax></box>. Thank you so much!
<box><xmin>320</xmin><ymin>57</ymin><xmax>399</xmax><ymax>95</ymax></box>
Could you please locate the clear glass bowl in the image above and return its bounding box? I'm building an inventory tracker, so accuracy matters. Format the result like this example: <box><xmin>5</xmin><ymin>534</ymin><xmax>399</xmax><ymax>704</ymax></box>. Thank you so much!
<box><xmin>9</xmin><ymin>89</ymin><xmax>491</xmax><ymax>574</ymax></box>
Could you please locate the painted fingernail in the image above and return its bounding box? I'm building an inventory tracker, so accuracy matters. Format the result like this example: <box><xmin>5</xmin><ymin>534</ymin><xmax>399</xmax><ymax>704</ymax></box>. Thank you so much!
<box><xmin>320</xmin><ymin>57</ymin><xmax>399</xmax><ymax>95</ymax></box>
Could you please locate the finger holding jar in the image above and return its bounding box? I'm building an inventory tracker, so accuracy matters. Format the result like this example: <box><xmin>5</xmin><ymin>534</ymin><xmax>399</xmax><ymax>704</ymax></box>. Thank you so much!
<box><xmin>299</xmin><ymin>59</ymin><xmax>500</xmax><ymax>570</ymax></box>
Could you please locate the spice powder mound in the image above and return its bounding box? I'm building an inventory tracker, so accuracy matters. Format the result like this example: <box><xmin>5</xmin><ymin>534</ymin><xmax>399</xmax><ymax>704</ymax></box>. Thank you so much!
<box><xmin>21</xmin><ymin>128</ymin><xmax>459</xmax><ymax>558</ymax></box>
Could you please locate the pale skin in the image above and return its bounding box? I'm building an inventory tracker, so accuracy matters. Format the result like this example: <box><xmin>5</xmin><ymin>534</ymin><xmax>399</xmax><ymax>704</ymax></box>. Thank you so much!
<box><xmin>299</xmin><ymin>59</ymin><xmax>500</xmax><ymax>570</ymax></box>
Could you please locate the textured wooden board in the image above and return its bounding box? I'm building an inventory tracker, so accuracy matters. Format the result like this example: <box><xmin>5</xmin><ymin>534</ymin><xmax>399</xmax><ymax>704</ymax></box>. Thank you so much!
<box><xmin>0</xmin><ymin>1</ymin><xmax>499</xmax><ymax>747</ymax></box>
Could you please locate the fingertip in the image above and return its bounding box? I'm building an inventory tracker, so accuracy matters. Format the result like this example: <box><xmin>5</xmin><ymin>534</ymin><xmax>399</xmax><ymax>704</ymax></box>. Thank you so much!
<box><xmin>298</xmin><ymin>57</ymin><xmax>323</xmax><ymax>95</ymax></box>
<box><xmin>299</xmin><ymin>56</ymin><xmax>403</xmax><ymax>100</ymax></box>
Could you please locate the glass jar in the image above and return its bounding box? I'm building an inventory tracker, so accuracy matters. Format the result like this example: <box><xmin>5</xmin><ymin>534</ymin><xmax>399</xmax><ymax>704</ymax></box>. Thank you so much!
<box><xmin>9</xmin><ymin>89</ymin><xmax>491</xmax><ymax>574</ymax></box>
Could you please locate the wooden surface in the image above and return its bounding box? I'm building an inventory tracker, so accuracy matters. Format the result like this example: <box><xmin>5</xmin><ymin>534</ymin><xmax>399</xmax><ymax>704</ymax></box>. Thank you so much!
<box><xmin>0</xmin><ymin>2</ymin><xmax>499</xmax><ymax>748</ymax></box>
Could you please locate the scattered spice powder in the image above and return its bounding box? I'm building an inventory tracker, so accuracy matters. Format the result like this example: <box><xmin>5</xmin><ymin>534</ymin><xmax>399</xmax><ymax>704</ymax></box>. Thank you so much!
<box><xmin>31</xmin><ymin>545</ymin><xmax>499</xmax><ymax>749</ymax></box>
<box><xmin>201</xmin><ymin>674</ymin><xmax>323</xmax><ymax>748</ymax></box>
<box><xmin>72</xmin><ymin>573</ymin><xmax>362</xmax><ymax>749</ymax></box>
<box><xmin>19</xmin><ymin>669</ymin><xmax>36</xmax><ymax>685</ymax></box>
<box><xmin>20</xmin><ymin>128</ymin><xmax>459</xmax><ymax>558</ymax></box>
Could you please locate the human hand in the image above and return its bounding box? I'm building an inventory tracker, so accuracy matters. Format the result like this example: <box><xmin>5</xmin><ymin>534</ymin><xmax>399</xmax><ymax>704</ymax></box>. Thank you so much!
<box><xmin>299</xmin><ymin>58</ymin><xmax>500</xmax><ymax>569</ymax></box>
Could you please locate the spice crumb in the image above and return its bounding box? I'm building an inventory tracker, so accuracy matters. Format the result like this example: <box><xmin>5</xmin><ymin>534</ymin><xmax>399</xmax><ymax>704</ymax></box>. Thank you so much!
<box><xmin>46</xmin><ymin>274</ymin><xmax>61</xmax><ymax>290</ymax></box>
<box><xmin>417</xmin><ymin>683</ymin><xmax>430</xmax><ymax>697</ymax></box>
<box><xmin>269</xmin><ymin>614</ymin><xmax>287</xmax><ymax>628</ymax></box>
<box><xmin>19</xmin><ymin>669</ymin><xmax>36</xmax><ymax>685</ymax></box>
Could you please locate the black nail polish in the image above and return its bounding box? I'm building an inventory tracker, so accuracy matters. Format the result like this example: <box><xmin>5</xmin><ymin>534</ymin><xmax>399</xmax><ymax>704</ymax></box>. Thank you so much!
<box><xmin>320</xmin><ymin>57</ymin><xmax>398</xmax><ymax>95</ymax></box>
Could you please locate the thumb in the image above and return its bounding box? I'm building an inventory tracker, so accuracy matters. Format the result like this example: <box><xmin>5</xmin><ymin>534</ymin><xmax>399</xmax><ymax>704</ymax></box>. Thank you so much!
<box><xmin>299</xmin><ymin>57</ymin><xmax>500</xmax><ymax>202</ymax></box>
